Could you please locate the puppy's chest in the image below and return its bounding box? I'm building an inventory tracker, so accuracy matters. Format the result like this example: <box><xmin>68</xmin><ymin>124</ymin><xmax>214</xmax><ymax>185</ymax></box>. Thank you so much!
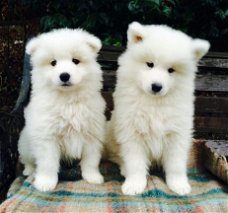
<box><xmin>132</xmin><ymin>108</ymin><xmax>171</xmax><ymax>160</ymax></box>
<box><xmin>132</xmin><ymin>108</ymin><xmax>168</xmax><ymax>137</ymax></box>
<box><xmin>52</xmin><ymin>103</ymin><xmax>91</xmax><ymax>136</ymax></box>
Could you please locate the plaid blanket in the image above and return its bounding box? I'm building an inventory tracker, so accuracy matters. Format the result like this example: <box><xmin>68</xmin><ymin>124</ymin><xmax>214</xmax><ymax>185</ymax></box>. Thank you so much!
<box><xmin>1</xmin><ymin>144</ymin><xmax>228</xmax><ymax>212</ymax></box>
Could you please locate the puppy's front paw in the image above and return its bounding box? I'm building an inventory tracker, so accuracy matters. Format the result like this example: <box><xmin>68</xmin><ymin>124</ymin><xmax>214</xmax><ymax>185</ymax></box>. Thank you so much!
<box><xmin>166</xmin><ymin>175</ymin><xmax>191</xmax><ymax>195</ymax></box>
<box><xmin>122</xmin><ymin>175</ymin><xmax>147</xmax><ymax>195</ymax></box>
<box><xmin>82</xmin><ymin>170</ymin><xmax>104</xmax><ymax>184</ymax></box>
<box><xmin>34</xmin><ymin>173</ymin><xmax>58</xmax><ymax>192</ymax></box>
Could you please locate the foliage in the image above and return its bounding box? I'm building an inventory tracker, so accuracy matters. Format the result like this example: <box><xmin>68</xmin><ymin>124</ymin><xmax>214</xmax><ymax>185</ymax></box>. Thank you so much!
<box><xmin>6</xmin><ymin>0</ymin><xmax>228</xmax><ymax>50</ymax></box>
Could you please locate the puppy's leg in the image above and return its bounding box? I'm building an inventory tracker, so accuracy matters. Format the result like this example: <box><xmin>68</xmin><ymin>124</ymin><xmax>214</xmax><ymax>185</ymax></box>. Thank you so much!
<box><xmin>163</xmin><ymin>134</ymin><xmax>191</xmax><ymax>195</ymax></box>
<box><xmin>121</xmin><ymin>142</ymin><xmax>149</xmax><ymax>195</ymax></box>
<box><xmin>18</xmin><ymin>129</ymin><xmax>35</xmax><ymax>176</ymax></box>
<box><xmin>33</xmin><ymin>139</ymin><xmax>60</xmax><ymax>192</ymax></box>
<box><xmin>80</xmin><ymin>142</ymin><xmax>104</xmax><ymax>184</ymax></box>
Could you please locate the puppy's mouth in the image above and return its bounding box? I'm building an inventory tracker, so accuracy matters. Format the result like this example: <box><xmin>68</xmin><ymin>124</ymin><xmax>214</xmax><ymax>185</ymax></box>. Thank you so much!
<box><xmin>152</xmin><ymin>91</ymin><xmax>162</xmax><ymax>95</ymax></box>
<box><xmin>61</xmin><ymin>82</ymin><xmax>72</xmax><ymax>87</ymax></box>
<box><xmin>150</xmin><ymin>91</ymin><xmax>167</xmax><ymax>97</ymax></box>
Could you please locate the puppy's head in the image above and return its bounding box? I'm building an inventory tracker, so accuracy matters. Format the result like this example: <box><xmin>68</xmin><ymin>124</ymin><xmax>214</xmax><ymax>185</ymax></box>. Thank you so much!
<box><xmin>120</xmin><ymin>22</ymin><xmax>210</xmax><ymax>97</ymax></box>
<box><xmin>26</xmin><ymin>29</ymin><xmax>102</xmax><ymax>91</ymax></box>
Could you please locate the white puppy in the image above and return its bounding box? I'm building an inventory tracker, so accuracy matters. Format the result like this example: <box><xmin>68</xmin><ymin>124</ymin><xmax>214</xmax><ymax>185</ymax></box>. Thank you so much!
<box><xmin>106</xmin><ymin>22</ymin><xmax>210</xmax><ymax>195</ymax></box>
<box><xmin>18</xmin><ymin>29</ymin><xmax>106</xmax><ymax>191</ymax></box>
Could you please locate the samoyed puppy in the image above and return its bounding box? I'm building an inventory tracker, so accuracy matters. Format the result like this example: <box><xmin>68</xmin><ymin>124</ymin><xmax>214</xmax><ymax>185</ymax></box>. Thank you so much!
<box><xmin>18</xmin><ymin>29</ymin><xmax>106</xmax><ymax>191</ymax></box>
<box><xmin>106</xmin><ymin>22</ymin><xmax>210</xmax><ymax>195</ymax></box>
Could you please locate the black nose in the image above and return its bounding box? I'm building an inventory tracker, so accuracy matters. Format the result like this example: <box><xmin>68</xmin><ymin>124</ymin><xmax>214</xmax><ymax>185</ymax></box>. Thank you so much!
<box><xmin>60</xmin><ymin>73</ymin><xmax>70</xmax><ymax>82</ymax></box>
<box><xmin>151</xmin><ymin>83</ymin><xmax>162</xmax><ymax>93</ymax></box>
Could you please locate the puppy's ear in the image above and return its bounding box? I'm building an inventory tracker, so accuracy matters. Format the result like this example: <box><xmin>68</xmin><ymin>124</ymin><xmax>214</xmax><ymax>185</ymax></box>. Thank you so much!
<box><xmin>192</xmin><ymin>39</ymin><xmax>210</xmax><ymax>61</ymax></box>
<box><xmin>127</xmin><ymin>22</ymin><xmax>145</xmax><ymax>45</ymax></box>
<box><xmin>86</xmin><ymin>35</ymin><xmax>102</xmax><ymax>54</ymax></box>
<box><xmin>26</xmin><ymin>37</ymin><xmax>39</xmax><ymax>55</ymax></box>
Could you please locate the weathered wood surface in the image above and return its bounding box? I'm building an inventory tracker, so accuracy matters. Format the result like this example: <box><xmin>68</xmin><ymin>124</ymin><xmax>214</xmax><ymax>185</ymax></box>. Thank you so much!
<box><xmin>195</xmin><ymin>117</ymin><xmax>228</xmax><ymax>134</ymax></box>
<box><xmin>102</xmin><ymin>90</ymin><xmax>228</xmax><ymax>135</ymax></box>
<box><xmin>99</xmin><ymin>48</ymin><xmax>228</xmax><ymax>69</ymax></box>
<box><xmin>195</xmin><ymin>75</ymin><xmax>228</xmax><ymax>92</ymax></box>
<box><xmin>195</xmin><ymin>97</ymin><xmax>228</xmax><ymax>114</ymax></box>
<box><xmin>99</xmin><ymin>49</ymin><xmax>228</xmax><ymax>137</ymax></box>
<box><xmin>102</xmin><ymin>71</ymin><xmax>228</xmax><ymax>92</ymax></box>
<box><xmin>102</xmin><ymin>91</ymin><xmax>228</xmax><ymax>114</ymax></box>
<box><xmin>199</xmin><ymin>52</ymin><xmax>228</xmax><ymax>69</ymax></box>
<box><xmin>198</xmin><ymin>58</ymin><xmax>228</xmax><ymax>69</ymax></box>
<box><xmin>102</xmin><ymin>92</ymin><xmax>228</xmax><ymax>115</ymax></box>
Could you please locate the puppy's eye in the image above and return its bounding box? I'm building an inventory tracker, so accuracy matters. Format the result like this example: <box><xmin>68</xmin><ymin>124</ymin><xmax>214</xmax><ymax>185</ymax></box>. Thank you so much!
<box><xmin>50</xmin><ymin>60</ymin><xmax>57</xmax><ymax>66</ymax></box>
<box><xmin>168</xmin><ymin>68</ymin><xmax>175</xmax><ymax>73</ymax></box>
<box><xmin>146</xmin><ymin>62</ymin><xmax>154</xmax><ymax>68</ymax></box>
<box><xmin>72</xmin><ymin>58</ymin><xmax>80</xmax><ymax>65</ymax></box>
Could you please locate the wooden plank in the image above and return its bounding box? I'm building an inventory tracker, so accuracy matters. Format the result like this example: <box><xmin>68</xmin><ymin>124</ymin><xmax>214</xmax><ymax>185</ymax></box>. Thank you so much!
<box><xmin>103</xmin><ymin>71</ymin><xmax>228</xmax><ymax>92</ymax></box>
<box><xmin>99</xmin><ymin>47</ymin><xmax>228</xmax><ymax>69</ymax></box>
<box><xmin>101</xmin><ymin>46</ymin><xmax>124</xmax><ymax>52</ymax></box>
<box><xmin>200</xmin><ymin>52</ymin><xmax>228</xmax><ymax>68</ymax></box>
<box><xmin>99</xmin><ymin>46</ymin><xmax>123</xmax><ymax>62</ymax></box>
<box><xmin>103</xmin><ymin>71</ymin><xmax>116</xmax><ymax>89</ymax></box>
<box><xmin>195</xmin><ymin>75</ymin><xmax>228</xmax><ymax>92</ymax></box>
<box><xmin>206</xmin><ymin>52</ymin><xmax>228</xmax><ymax>59</ymax></box>
<box><xmin>102</xmin><ymin>91</ymin><xmax>113</xmax><ymax>120</ymax></box>
<box><xmin>99</xmin><ymin>51</ymin><xmax>120</xmax><ymax>62</ymax></box>
<box><xmin>102</xmin><ymin>92</ymin><xmax>228</xmax><ymax>134</ymax></box>
<box><xmin>195</xmin><ymin>117</ymin><xmax>228</xmax><ymax>134</ymax></box>
<box><xmin>100</xmin><ymin>47</ymin><xmax>228</xmax><ymax>59</ymax></box>
<box><xmin>102</xmin><ymin>92</ymin><xmax>228</xmax><ymax>114</ymax></box>
<box><xmin>102</xmin><ymin>92</ymin><xmax>114</xmax><ymax>111</ymax></box>
<box><xmin>198</xmin><ymin>58</ymin><xmax>228</xmax><ymax>69</ymax></box>
<box><xmin>195</xmin><ymin>97</ymin><xmax>228</xmax><ymax>114</ymax></box>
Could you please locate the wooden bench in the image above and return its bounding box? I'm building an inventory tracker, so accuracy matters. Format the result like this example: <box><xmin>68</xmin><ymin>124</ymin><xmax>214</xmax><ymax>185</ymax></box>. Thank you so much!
<box><xmin>99</xmin><ymin>48</ymin><xmax>228</xmax><ymax>139</ymax></box>
<box><xmin>0</xmin><ymin>47</ymin><xmax>228</xmax><ymax>204</ymax></box>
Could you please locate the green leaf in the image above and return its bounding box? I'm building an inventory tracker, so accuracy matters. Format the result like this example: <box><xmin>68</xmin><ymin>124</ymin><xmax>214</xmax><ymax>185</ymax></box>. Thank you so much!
<box><xmin>162</xmin><ymin>6</ymin><xmax>172</xmax><ymax>17</ymax></box>
<box><xmin>153</xmin><ymin>0</ymin><xmax>161</xmax><ymax>6</ymax></box>
<box><xmin>128</xmin><ymin>0</ymin><xmax>140</xmax><ymax>12</ymax></box>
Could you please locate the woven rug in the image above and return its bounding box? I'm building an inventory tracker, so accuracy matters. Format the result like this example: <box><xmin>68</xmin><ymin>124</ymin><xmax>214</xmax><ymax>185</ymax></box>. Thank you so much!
<box><xmin>1</xmin><ymin>143</ymin><xmax>228</xmax><ymax>213</ymax></box>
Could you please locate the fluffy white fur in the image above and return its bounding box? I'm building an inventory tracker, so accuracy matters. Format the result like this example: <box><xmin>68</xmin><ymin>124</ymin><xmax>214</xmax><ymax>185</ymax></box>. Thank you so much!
<box><xmin>105</xmin><ymin>22</ymin><xmax>210</xmax><ymax>195</ymax></box>
<box><xmin>18</xmin><ymin>29</ymin><xmax>106</xmax><ymax>191</ymax></box>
